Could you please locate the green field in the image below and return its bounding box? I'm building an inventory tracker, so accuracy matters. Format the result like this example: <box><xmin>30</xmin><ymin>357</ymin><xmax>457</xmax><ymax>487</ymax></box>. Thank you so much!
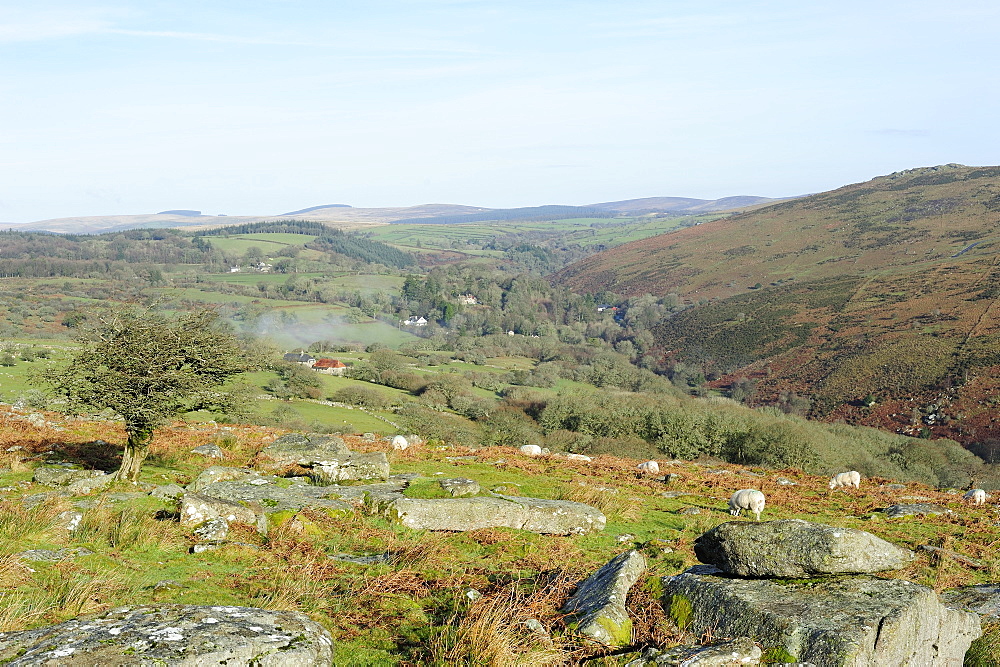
<box><xmin>362</xmin><ymin>215</ymin><xmax>720</xmax><ymax>254</ymax></box>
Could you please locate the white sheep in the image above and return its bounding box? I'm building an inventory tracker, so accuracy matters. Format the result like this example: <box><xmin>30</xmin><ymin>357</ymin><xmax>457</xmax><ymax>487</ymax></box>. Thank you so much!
<box><xmin>828</xmin><ymin>470</ymin><xmax>861</xmax><ymax>490</ymax></box>
<box><xmin>566</xmin><ymin>453</ymin><xmax>592</xmax><ymax>462</ymax></box>
<box><xmin>637</xmin><ymin>460</ymin><xmax>660</xmax><ymax>475</ymax></box>
<box><xmin>964</xmin><ymin>489</ymin><xmax>988</xmax><ymax>506</ymax></box>
<box><xmin>729</xmin><ymin>489</ymin><xmax>766</xmax><ymax>521</ymax></box>
<box><xmin>391</xmin><ymin>435</ymin><xmax>409</xmax><ymax>451</ymax></box>
<box><xmin>519</xmin><ymin>444</ymin><xmax>543</xmax><ymax>456</ymax></box>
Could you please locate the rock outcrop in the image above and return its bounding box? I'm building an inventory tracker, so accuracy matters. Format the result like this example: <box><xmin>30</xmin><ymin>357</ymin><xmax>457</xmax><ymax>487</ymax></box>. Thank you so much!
<box><xmin>663</xmin><ymin>564</ymin><xmax>980</xmax><ymax>666</ymax></box>
<box><xmin>881</xmin><ymin>503</ymin><xmax>951</xmax><ymax>518</ymax></box>
<box><xmin>562</xmin><ymin>550</ymin><xmax>646</xmax><ymax>645</ymax></box>
<box><xmin>0</xmin><ymin>604</ymin><xmax>333</xmax><ymax>666</ymax></box>
<box><xmin>694</xmin><ymin>519</ymin><xmax>916</xmax><ymax>577</ymax></box>
<box><xmin>261</xmin><ymin>433</ymin><xmax>389</xmax><ymax>483</ymax></box>
<box><xmin>382</xmin><ymin>495</ymin><xmax>606</xmax><ymax>535</ymax></box>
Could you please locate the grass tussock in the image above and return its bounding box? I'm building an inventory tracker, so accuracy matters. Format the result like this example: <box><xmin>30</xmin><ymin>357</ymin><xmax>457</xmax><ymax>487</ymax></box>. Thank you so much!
<box><xmin>73</xmin><ymin>503</ymin><xmax>184</xmax><ymax>553</ymax></box>
<box><xmin>557</xmin><ymin>483</ymin><xmax>643</xmax><ymax>523</ymax></box>
<box><xmin>426</xmin><ymin>580</ymin><xmax>578</xmax><ymax>667</ymax></box>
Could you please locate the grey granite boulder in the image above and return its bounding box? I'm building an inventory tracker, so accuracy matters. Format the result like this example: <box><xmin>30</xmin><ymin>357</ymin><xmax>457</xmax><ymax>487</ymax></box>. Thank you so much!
<box><xmin>32</xmin><ymin>465</ymin><xmax>106</xmax><ymax>487</ymax></box>
<box><xmin>65</xmin><ymin>472</ymin><xmax>115</xmax><ymax>494</ymax></box>
<box><xmin>562</xmin><ymin>550</ymin><xmax>646</xmax><ymax>645</ymax></box>
<box><xmin>187</xmin><ymin>466</ymin><xmax>261</xmax><ymax>493</ymax></box>
<box><xmin>261</xmin><ymin>433</ymin><xmax>389</xmax><ymax>483</ymax></box>
<box><xmin>195</xmin><ymin>480</ymin><xmax>352</xmax><ymax>516</ymax></box>
<box><xmin>663</xmin><ymin>565</ymin><xmax>980</xmax><ymax>666</ymax></box>
<box><xmin>0</xmin><ymin>604</ymin><xmax>333</xmax><ymax>665</ymax></box>
<box><xmin>180</xmin><ymin>492</ymin><xmax>267</xmax><ymax>533</ymax></box>
<box><xmin>149</xmin><ymin>483</ymin><xmax>186</xmax><ymax>500</ymax></box>
<box><xmin>193</xmin><ymin>517</ymin><xmax>229</xmax><ymax>541</ymax></box>
<box><xmin>384</xmin><ymin>495</ymin><xmax>605</xmax><ymax>535</ymax></box>
<box><xmin>625</xmin><ymin>637</ymin><xmax>762</xmax><ymax>666</ymax></box>
<box><xmin>942</xmin><ymin>584</ymin><xmax>1000</xmax><ymax>620</ymax></box>
<box><xmin>191</xmin><ymin>443</ymin><xmax>225</xmax><ymax>459</ymax></box>
<box><xmin>694</xmin><ymin>519</ymin><xmax>915</xmax><ymax>577</ymax></box>
<box><xmin>440</xmin><ymin>477</ymin><xmax>480</xmax><ymax>497</ymax></box>
<box><xmin>881</xmin><ymin>503</ymin><xmax>951</xmax><ymax>518</ymax></box>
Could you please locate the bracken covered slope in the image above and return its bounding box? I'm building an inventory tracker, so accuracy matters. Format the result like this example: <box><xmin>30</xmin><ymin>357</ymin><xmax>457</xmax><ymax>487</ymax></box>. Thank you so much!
<box><xmin>552</xmin><ymin>164</ymin><xmax>1000</xmax><ymax>448</ymax></box>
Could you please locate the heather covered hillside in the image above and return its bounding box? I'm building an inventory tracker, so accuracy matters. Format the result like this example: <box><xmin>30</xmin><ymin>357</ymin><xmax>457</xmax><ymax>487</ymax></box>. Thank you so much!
<box><xmin>552</xmin><ymin>165</ymin><xmax>1000</xmax><ymax>444</ymax></box>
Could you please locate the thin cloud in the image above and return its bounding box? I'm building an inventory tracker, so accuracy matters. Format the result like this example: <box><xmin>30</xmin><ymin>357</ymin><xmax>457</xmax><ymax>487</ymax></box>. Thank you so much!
<box><xmin>105</xmin><ymin>28</ymin><xmax>317</xmax><ymax>47</ymax></box>
<box><xmin>871</xmin><ymin>129</ymin><xmax>930</xmax><ymax>137</ymax></box>
<box><xmin>0</xmin><ymin>15</ymin><xmax>109</xmax><ymax>43</ymax></box>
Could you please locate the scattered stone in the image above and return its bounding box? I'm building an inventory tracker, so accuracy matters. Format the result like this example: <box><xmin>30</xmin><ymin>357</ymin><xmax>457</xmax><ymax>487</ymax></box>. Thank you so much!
<box><xmin>149</xmin><ymin>483</ymin><xmax>186</xmax><ymax>500</ymax></box>
<box><xmin>195</xmin><ymin>479</ymin><xmax>354</xmax><ymax>515</ymax></box>
<box><xmin>617</xmin><ymin>533</ymin><xmax>636</xmax><ymax>544</ymax></box>
<box><xmin>520</xmin><ymin>444</ymin><xmax>542</xmax><ymax>456</ymax></box>
<box><xmin>899</xmin><ymin>495</ymin><xmax>932</xmax><ymax>501</ymax></box>
<box><xmin>362</xmin><ymin>432</ymin><xmax>377</xmax><ymax>441</ymax></box>
<box><xmin>261</xmin><ymin>433</ymin><xmax>390</xmax><ymax>483</ymax></box>
<box><xmin>102</xmin><ymin>492</ymin><xmax>148</xmax><ymax>503</ymax></box>
<box><xmin>563</xmin><ymin>550</ymin><xmax>646</xmax><ymax>646</ymax></box>
<box><xmin>740</xmin><ymin>470</ymin><xmax>764</xmax><ymax>477</ymax></box>
<box><xmin>664</xmin><ymin>565</ymin><xmax>979</xmax><ymax>666</ymax></box>
<box><xmin>383</xmin><ymin>495</ymin><xmax>605</xmax><ymax>535</ymax></box>
<box><xmin>566</xmin><ymin>453</ymin><xmax>592</xmax><ymax>462</ymax></box>
<box><xmin>523</xmin><ymin>619</ymin><xmax>547</xmax><ymax>635</ymax></box>
<box><xmin>153</xmin><ymin>580</ymin><xmax>183</xmax><ymax>591</ymax></box>
<box><xmin>180</xmin><ymin>492</ymin><xmax>266</xmax><ymax>533</ymax></box>
<box><xmin>65</xmin><ymin>472</ymin><xmax>115</xmax><ymax>495</ymax></box>
<box><xmin>331</xmin><ymin>552</ymin><xmax>393</xmax><ymax>565</ymax></box>
<box><xmin>881</xmin><ymin>503</ymin><xmax>951</xmax><ymax>518</ymax></box>
<box><xmin>660</xmin><ymin>491</ymin><xmax>685</xmax><ymax>499</ymax></box>
<box><xmin>191</xmin><ymin>443</ymin><xmax>225</xmax><ymax>459</ymax></box>
<box><xmin>678</xmin><ymin>507</ymin><xmax>701</xmax><ymax>515</ymax></box>
<box><xmin>694</xmin><ymin>519</ymin><xmax>915</xmax><ymax>577</ymax></box>
<box><xmin>32</xmin><ymin>465</ymin><xmax>106</xmax><ymax>487</ymax></box>
<box><xmin>918</xmin><ymin>545</ymin><xmax>985</xmax><ymax>569</ymax></box>
<box><xmin>193</xmin><ymin>517</ymin><xmax>229</xmax><ymax>541</ymax></box>
<box><xmin>705</xmin><ymin>469</ymin><xmax>730</xmax><ymax>475</ymax></box>
<box><xmin>625</xmin><ymin>637</ymin><xmax>763</xmax><ymax>666</ymax></box>
<box><xmin>776</xmin><ymin>477</ymin><xmax>797</xmax><ymax>486</ymax></box>
<box><xmin>465</xmin><ymin>589</ymin><xmax>482</xmax><ymax>602</ymax></box>
<box><xmin>439</xmin><ymin>477</ymin><xmax>480</xmax><ymax>497</ymax></box>
<box><xmin>17</xmin><ymin>547</ymin><xmax>93</xmax><ymax>562</ymax></box>
<box><xmin>187</xmin><ymin>466</ymin><xmax>261</xmax><ymax>493</ymax></box>
<box><xmin>942</xmin><ymin>584</ymin><xmax>1000</xmax><ymax>620</ymax></box>
<box><xmin>55</xmin><ymin>510</ymin><xmax>83</xmax><ymax>532</ymax></box>
<box><xmin>0</xmin><ymin>604</ymin><xmax>334</xmax><ymax>666</ymax></box>
<box><xmin>885</xmin><ymin>483</ymin><xmax>907</xmax><ymax>490</ymax></box>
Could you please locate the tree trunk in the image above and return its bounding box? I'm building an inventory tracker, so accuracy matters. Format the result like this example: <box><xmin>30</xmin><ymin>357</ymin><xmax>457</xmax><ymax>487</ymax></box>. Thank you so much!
<box><xmin>115</xmin><ymin>427</ymin><xmax>154</xmax><ymax>482</ymax></box>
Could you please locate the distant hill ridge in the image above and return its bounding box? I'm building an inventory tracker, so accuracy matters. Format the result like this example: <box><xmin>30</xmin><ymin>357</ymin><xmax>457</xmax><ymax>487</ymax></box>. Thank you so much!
<box><xmin>12</xmin><ymin>195</ymin><xmax>784</xmax><ymax>235</ymax></box>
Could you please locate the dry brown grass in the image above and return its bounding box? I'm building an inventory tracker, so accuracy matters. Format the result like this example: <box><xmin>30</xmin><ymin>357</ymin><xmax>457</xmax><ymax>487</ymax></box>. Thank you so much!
<box><xmin>557</xmin><ymin>483</ymin><xmax>643</xmax><ymax>523</ymax></box>
<box><xmin>426</xmin><ymin>582</ymin><xmax>577</xmax><ymax>666</ymax></box>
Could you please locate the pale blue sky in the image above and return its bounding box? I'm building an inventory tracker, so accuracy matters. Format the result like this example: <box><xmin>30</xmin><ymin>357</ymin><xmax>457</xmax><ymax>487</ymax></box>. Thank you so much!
<box><xmin>2</xmin><ymin>1</ymin><xmax>998</xmax><ymax>222</ymax></box>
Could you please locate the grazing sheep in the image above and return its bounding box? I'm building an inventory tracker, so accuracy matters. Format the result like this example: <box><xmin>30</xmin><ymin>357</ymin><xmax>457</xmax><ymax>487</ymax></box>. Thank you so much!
<box><xmin>828</xmin><ymin>470</ymin><xmax>861</xmax><ymax>490</ymax></box>
<box><xmin>637</xmin><ymin>460</ymin><xmax>660</xmax><ymax>475</ymax></box>
<box><xmin>964</xmin><ymin>489</ymin><xmax>988</xmax><ymax>506</ymax></box>
<box><xmin>729</xmin><ymin>489</ymin><xmax>766</xmax><ymax>521</ymax></box>
<box><xmin>391</xmin><ymin>435</ymin><xmax>409</xmax><ymax>451</ymax></box>
<box><xmin>520</xmin><ymin>444</ymin><xmax>543</xmax><ymax>456</ymax></box>
<box><xmin>566</xmin><ymin>453</ymin><xmax>592</xmax><ymax>462</ymax></box>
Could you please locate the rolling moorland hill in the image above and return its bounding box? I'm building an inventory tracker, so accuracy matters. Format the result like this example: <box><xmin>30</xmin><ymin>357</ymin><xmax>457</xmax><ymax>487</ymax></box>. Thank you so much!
<box><xmin>552</xmin><ymin>164</ymin><xmax>1000</xmax><ymax>450</ymax></box>
<box><xmin>10</xmin><ymin>197</ymin><xmax>780</xmax><ymax>235</ymax></box>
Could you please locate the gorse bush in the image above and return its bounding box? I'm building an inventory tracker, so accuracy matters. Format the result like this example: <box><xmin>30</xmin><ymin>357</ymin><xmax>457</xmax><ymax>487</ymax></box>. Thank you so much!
<box><xmin>535</xmin><ymin>389</ymin><xmax>981</xmax><ymax>485</ymax></box>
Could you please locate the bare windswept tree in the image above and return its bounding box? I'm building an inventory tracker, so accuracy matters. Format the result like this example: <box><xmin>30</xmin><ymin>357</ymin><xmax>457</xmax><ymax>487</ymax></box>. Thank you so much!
<box><xmin>45</xmin><ymin>306</ymin><xmax>252</xmax><ymax>481</ymax></box>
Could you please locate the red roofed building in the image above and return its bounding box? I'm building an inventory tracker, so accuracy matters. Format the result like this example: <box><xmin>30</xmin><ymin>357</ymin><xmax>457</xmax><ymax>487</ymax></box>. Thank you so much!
<box><xmin>313</xmin><ymin>358</ymin><xmax>348</xmax><ymax>376</ymax></box>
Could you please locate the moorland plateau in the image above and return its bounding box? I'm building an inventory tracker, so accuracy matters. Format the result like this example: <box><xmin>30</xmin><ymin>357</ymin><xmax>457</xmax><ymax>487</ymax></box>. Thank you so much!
<box><xmin>1</xmin><ymin>164</ymin><xmax>1000</xmax><ymax>661</ymax></box>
